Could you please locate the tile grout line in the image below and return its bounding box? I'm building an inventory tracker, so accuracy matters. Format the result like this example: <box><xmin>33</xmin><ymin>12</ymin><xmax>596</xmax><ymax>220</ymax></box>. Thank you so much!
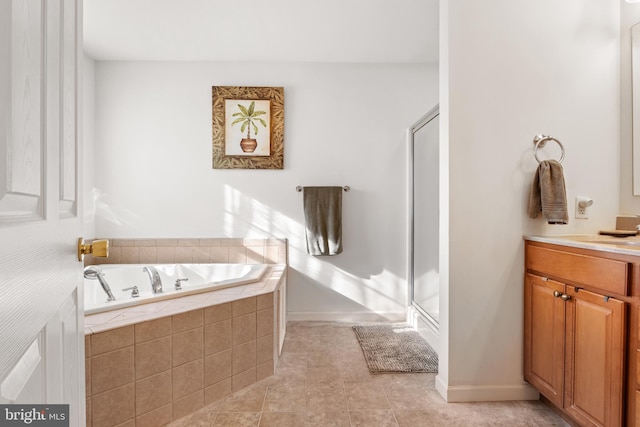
<box><xmin>333</xmin><ymin>324</ymin><xmax>354</xmax><ymax>427</ymax></box>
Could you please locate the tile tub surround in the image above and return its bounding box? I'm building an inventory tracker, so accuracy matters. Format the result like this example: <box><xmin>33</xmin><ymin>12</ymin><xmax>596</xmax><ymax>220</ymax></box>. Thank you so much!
<box><xmin>84</xmin><ymin>262</ymin><xmax>286</xmax><ymax>427</ymax></box>
<box><xmin>83</xmin><ymin>238</ymin><xmax>288</xmax><ymax>266</ymax></box>
<box><xmin>85</xmin><ymin>292</ymin><xmax>282</xmax><ymax>427</ymax></box>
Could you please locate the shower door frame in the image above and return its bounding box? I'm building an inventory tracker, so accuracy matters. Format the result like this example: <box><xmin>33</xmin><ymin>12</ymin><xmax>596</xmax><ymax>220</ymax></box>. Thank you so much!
<box><xmin>407</xmin><ymin>104</ymin><xmax>440</xmax><ymax>335</ymax></box>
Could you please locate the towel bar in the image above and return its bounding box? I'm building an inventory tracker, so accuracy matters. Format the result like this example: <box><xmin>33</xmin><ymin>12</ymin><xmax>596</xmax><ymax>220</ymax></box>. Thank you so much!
<box><xmin>296</xmin><ymin>186</ymin><xmax>350</xmax><ymax>192</ymax></box>
<box><xmin>533</xmin><ymin>134</ymin><xmax>565</xmax><ymax>164</ymax></box>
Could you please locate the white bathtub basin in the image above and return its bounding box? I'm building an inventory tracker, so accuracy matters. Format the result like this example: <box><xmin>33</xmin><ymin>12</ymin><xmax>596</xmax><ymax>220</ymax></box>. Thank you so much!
<box><xmin>84</xmin><ymin>263</ymin><xmax>268</xmax><ymax>315</ymax></box>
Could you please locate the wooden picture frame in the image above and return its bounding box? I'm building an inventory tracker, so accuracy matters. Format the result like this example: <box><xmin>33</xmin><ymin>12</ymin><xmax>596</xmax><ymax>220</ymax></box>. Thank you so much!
<box><xmin>212</xmin><ymin>86</ymin><xmax>284</xmax><ymax>169</ymax></box>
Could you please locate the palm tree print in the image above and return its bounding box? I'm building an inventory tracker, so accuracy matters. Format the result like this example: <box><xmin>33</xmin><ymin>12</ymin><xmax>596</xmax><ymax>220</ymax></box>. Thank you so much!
<box><xmin>231</xmin><ymin>101</ymin><xmax>267</xmax><ymax>139</ymax></box>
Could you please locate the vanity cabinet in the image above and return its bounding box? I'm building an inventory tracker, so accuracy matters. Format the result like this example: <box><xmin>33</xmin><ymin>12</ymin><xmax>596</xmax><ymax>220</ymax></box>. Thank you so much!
<box><xmin>524</xmin><ymin>274</ymin><xmax>565</xmax><ymax>408</ymax></box>
<box><xmin>525</xmin><ymin>242</ymin><xmax>631</xmax><ymax>427</ymax></box>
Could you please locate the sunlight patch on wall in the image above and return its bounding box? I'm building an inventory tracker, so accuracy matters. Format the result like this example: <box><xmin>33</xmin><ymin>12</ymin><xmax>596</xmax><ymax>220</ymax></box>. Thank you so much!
<box><xmin>222</xmin><ymin>185</ymin><xmax>405</xmax><ymax>315</ymax></box>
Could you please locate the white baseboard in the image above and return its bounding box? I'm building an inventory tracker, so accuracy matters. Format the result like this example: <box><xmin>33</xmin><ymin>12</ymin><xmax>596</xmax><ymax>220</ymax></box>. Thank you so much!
<box><xmin>286</xmin><ymin>312</ymin><xmax>405</xmax><ymax>322</ymax></box>
<box><xmin>435</xmin><ymin>376</ymin><xmax>539</xmax><ymax>402</ymax></box>
<box><xmin>407</xmin><ymin>306</ymin><xmax>439</xmax><ymax>353</ymax></box>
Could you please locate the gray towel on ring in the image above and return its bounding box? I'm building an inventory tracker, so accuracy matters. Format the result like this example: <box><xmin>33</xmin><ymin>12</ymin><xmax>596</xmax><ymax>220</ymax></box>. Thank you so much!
<box><xmin>528</xmin><ymin>160</ymin><xmax>568</xmax><ymax>224</ymax></box>
<box><xmin>303</xmin><ymin>186</ymin><xmax>343</xmax><ymax>256</ymax></box>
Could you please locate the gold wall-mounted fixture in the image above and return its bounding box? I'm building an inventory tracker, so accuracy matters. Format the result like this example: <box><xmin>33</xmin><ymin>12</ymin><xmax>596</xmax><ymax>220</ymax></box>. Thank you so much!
<box><xmin>77</xmin><ymin>238</ymin><xmax>109</xmax><ymax>262</ymax></box>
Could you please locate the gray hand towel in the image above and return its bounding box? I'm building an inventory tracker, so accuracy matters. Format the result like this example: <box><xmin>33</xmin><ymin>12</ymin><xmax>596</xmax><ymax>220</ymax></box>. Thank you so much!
<box><xmin>528</xmin><ymin>160</ymin><xmax>568</xmax><ymax>224</ymax></box>
<box><xmin>303</xmin><ymin>186</ymin><xmax>343</xmax><ymax>256</ymax></box>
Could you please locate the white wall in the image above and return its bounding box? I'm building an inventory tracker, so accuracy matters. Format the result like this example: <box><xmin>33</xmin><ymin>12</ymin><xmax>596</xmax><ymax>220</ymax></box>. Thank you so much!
<box><xmin>89</xmin><ymin>61</ymin><xmax>438</xmax><ymax>319</ymax></box>
<box><xmin>82</xmin><ymin>55</ymin><xmax>95</xmax><ymax>238</ymax></box>
<box><xmin>439</xmin><ymin>0</ymin><xmax>620</xmax><ymax>401</ymax></box>
<box><xmin>620</xmin><ymin>2</ymin><xmax>640</xmax><ymax>213</ymax></box>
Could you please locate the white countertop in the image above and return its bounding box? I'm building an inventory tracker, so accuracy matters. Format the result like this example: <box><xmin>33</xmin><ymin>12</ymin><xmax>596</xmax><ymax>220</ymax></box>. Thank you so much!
<box><xmin>524</xmin><ymin>234</ymin><xmax>640</xmax><ymax>257</ymax></box>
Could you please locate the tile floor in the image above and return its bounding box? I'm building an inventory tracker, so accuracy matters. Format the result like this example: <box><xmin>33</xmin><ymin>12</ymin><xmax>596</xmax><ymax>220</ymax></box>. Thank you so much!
<box><xmin>167</xmin><ymin>321</ymin><xmax>570</xmax><ymax>427</ymax></box>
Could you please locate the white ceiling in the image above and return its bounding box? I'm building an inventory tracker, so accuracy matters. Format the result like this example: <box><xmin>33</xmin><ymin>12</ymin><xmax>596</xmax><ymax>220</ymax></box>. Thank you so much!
<box><xmin>83</xmin><ymin>0</ymin><xmax>439</xmax><ymax>63</ymax></box>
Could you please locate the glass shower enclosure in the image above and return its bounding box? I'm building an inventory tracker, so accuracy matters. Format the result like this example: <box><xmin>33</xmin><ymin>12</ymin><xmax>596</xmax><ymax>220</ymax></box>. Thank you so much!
<box><xmin>408</xmin><ymin>105</ymin><xmax>439</xmax><ymax>328</ymax></box>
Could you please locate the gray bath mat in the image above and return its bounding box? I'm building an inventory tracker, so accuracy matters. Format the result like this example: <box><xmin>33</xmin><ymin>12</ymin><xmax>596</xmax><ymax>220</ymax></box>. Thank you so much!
<box><xmin>352</xmin><ymin>324</ymin><xmax>438</xmax><ymax>374</ymax></box>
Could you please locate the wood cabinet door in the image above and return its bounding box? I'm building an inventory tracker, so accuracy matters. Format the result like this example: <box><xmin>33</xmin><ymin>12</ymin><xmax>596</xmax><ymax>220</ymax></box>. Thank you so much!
<box><xmin>524</xmin><ymin>273</ymin><xmax>566</xmax><ymax>408</ymax></box>
<box><xmin>564</xmin><ymin>288</ymin><xmax>625</xmax><ymax>427</ymax></box>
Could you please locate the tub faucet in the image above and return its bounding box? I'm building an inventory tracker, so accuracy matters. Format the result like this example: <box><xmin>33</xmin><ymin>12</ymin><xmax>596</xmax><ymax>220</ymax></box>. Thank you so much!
<box><xmin>142</xmin><ymin>266</ymin><xmax>163</xmax><ymax>294</ymax></box>
<box><xmin>84</xmin><ymin>266</ymin><xmax>115</xmax><ymax>302</ymax></box>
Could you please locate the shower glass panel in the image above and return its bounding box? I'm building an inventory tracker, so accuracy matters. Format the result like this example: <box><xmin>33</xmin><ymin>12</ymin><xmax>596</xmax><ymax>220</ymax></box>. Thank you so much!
<box><xmin>410</xmin><ymin>106</ymin><xmax>439</xmax><ymax>326</ymax></box>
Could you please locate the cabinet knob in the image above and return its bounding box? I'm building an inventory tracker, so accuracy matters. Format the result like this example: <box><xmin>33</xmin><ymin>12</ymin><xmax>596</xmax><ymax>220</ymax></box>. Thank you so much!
<box><xmin>553</xmin><ymin>291</ymin><xmax>562</xmax><ymax>298</ymax></box>
<box><xmin>560</xmin><ymin>294</ymin><xmax>571</xmax><ymax>301</ymax></box>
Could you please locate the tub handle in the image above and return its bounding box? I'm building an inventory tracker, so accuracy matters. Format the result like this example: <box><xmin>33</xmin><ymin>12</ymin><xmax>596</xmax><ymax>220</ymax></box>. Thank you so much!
<box><xmin>122</xmin><ymin>286</ymin><xmax>139</xmax><ymax>298</ymax></box>
<box><xmin>175</xmin><ymin>278</ymin><xmax>188</xmax><ymax>290</ymax></box>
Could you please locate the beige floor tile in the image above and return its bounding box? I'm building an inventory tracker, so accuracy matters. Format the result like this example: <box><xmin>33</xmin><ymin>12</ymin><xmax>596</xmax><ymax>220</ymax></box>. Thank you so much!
<box><xmin>384</xmin><ymin>383</ymin><xmax>440</xmax><ymax>411</ymax></box>
<box><xmin>285</xmin><ymin>323</ymin><xmax>308</xmax><ymax>335</ymax></box>
<box><xmin>334</xmin><ymin>348</ymin><xmax>365</xmax><ymax>363</ymax></box>
<box><xmin>512</xmin><ymin>401</ymin><xmax>570</xmax><ymax>426</ymax></box>
<box><xmin>307</xmin><ymin>351</ymin><xmax>340</xmax><ymax>368</ymax></box>
<box><xmin>333</xmin><ymin>326</ymin><xmax>358</xmax><ymax>337</ymax></box>
<box><xmin>304</xmin><ymin>410</ymin><xmax>351</xmax><ymax>427</ymax></box>
<box><xmin>164</xmin><ymin>410</ymin><xmax>210</xmax><ymax>427</ymax></box>
<box><xmin>276</xmin><ymin>351</ymin><xmax>307</xmax><ymax>369</ymax></box>
<box><xmin>394</xmin><ymin>409</ymin><xmax>473</xmax><ymax>427</ymax></box>
<box><xmin>333</xmin><ymin>336</ymin><xmax>358</xmax><ymax>346</ymax></box>
<box><xmin>263</xmin><ymin>384</ymin><xmax>307</xmax><ymax>412</ymax></box>
<box><xmin>345</xmin><ymin>382</ymin><xmax>390</xmax><ymax>410</ymax></box>
<box><xmin>217</xmin><ymin>396</ymin><xmax>264</xmax><ymax>413</ymax></box>
<box><xmin>394</xmin><ymin>409</ymin><xmax>437</xmax><ymax>427</ymax></box>
<box><xmin>281</xmin><ymin>337</ymin><xmax>309</xmax><ymax>353</ymax></box>
<box><xmin>306</xmin><ymin>385</ymin><xmax>348</xmax><ymax>411</ymax></box>
<box><xmin>373</xmin><ymin>372</ymin><xmax>424</xmax><ymax>387</ymax></box>
<box><xmin>268</xmin><ymin>367</ymin><xmax>307</xmax><ymax>387</ymax></box>
<box><xmin>349</xmin><ymin>410</ymin><xmax>399</xmax><ymax>427</ymax></box>
<box><xmin>199</xmin><ymin>399</ymin><xmax>224</xmax><ymax>415</ymax></box>
<box><xmin>305</xmin><ymin>323</ymin><xmax>336</xmax><ymax>336</ymax></box>
<box><xmin>258</xmin><ymin>411</ymin><xmax>305</xmax><ymax>427</ymax></box>
<box><xmin>307</xmin><ymin>367</ymin><xmax>343</xmax><ymax>388</ymax></box>
<box><xmin>166</xmin><ymin>321</ymin><xmax>570</xmax><ymax>427</ymax></box>
<box><xmin>460</xmin><ymin>401</ymin><xmax>559</xmax><ymax>427</ymax></box>
<box><xmin>340</xmin><ymin>363</ymin><xmax>375</xmax><ymax>383</ymax></box>
<box><xmin>212</xmin><ymin>412</ymin><xmax>260</xmax><ymax>426</ymax></box>
<box><xmin>306</xmin><ymin>336</ymin><xmax>336</xmax><ymax>352</ymax></box>
<box><xmin>231</xmin><ymin>381</ymin><xmax>268</xmax><ymax>399</ymax></box>
<box><xmin>173</xmin><ymin>403</ymin><xmax>221</xmax><ymax>426</ymax></box>
<box><xmin>411</xmin><ymin>372</ymin><xmax>438</xmax><ymax>388</ymax></box>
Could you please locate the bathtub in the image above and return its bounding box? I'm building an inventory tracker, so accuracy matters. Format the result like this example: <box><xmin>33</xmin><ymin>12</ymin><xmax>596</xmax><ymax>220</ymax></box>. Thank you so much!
<box><xmin>84</xmin><ymin>263</ymin><xmax>269</xmax><ymax>315</ymax></box>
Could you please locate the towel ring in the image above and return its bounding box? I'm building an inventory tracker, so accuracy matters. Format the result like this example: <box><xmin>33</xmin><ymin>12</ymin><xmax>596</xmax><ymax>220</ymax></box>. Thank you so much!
<box><xmin>533</xmin><ymin>134</ymin><xmax>565</xmax><ymax>164</ymax></box>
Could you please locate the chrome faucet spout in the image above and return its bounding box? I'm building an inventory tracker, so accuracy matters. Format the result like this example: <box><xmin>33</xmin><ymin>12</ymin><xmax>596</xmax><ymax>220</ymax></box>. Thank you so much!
<box><xmin>142</xmin><ymin>266</ymin><xmax>163</xmax><ymax>294</ymax></box>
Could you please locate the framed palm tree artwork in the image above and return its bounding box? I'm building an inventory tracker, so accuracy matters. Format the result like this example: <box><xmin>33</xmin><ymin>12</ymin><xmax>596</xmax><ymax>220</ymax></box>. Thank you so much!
<box><xmin>212</xmin><ymin>86</ymin><xmax>284</xmax><ymax>169</ymax></box>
